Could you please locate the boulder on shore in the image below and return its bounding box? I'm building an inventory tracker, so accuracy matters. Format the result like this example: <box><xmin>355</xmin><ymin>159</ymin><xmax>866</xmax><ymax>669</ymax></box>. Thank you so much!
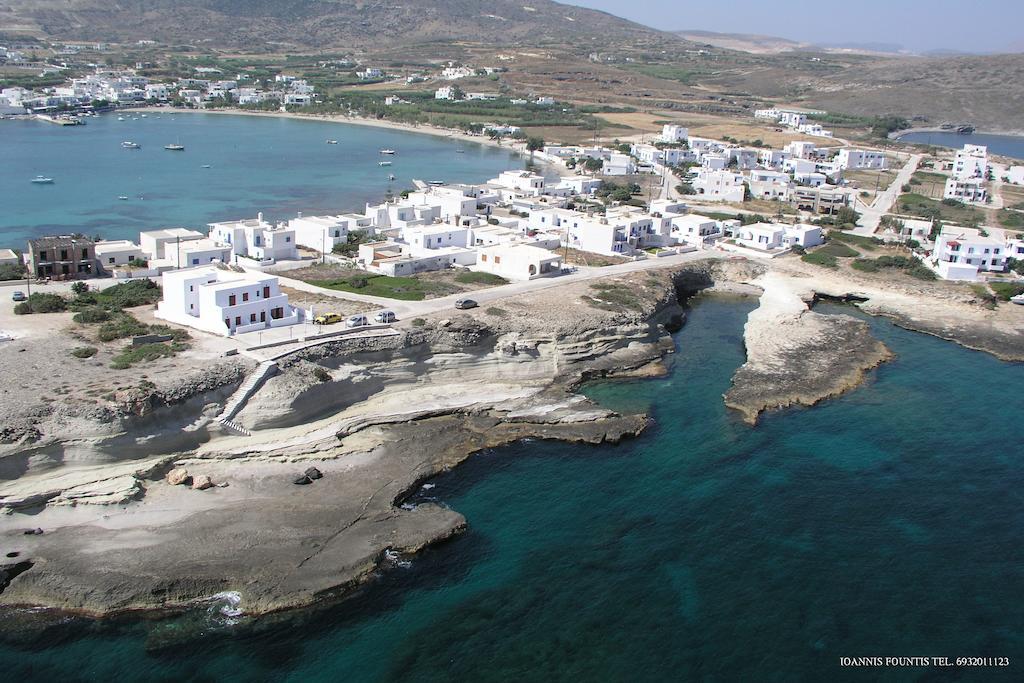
<box><xmin>191</xmin><ymin>475</ymin><xmax>214</xmax><ymax>491</ymax></box>
<box><xmin>304</xmin><ymin>467</ymin><xmax>323</xmax><ymax>480</ymax></box>
<box><xmin>166</xmin><ymin>468</ymin><xmax>191</xmax><ymax>486</ymax></box>
<box><xmin>293</xmin><ymin>475</ymin><xmax>312</xmax><ymax>486</ymax></box>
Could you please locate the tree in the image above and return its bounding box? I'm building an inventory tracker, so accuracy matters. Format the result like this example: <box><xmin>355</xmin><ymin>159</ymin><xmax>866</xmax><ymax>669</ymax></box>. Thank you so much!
<box><xmin>583</xmin><ymin>157</ymin><xmax>603</xmax><ymax>173</ymax></box>
<box><xmin>526</xmin><ymin>136</ymin><xmax>545</xmax><ymax>158</ymax></box>
<box><xmin>835</xmin><ymin>206</ymin><xmax>861</xmax><ymax>227</ymax></box>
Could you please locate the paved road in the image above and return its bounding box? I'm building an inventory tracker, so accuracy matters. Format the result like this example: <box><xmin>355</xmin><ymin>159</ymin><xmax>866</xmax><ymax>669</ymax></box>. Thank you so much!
<box><xmin>271</xmin><ymin>248</ymin><xmax>725</xmax><ymax>319</ymax></box>
<box><xmin>851</xmin><ymin>153</ymin><xmax>923</xmax><ymax>235</ymax></box>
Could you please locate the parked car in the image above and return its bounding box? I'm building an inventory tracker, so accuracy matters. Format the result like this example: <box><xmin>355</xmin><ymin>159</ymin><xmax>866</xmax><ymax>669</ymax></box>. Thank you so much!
<box><xmin>454</xmin><ymin>298</ymin><xmax>478</xmax><ymax>310</ymax></box>
<box><xmin>373</xmin><ymin>310</ymin><xmax>397</xmax><ymax>324</ymax></box>
<box><xmin>345</xmin><ymin>314</ymin><xmax>369</xmax><ymax>328</ymax></box>
<box><xmin>313</xmin><ymin>313</ymin><xmax>342</xmax><ymax>325</ymax></box>
<box><xmin>11</xmin><ymin>291</ymin><xmax>27</xmax><ymax>302</ymax></box>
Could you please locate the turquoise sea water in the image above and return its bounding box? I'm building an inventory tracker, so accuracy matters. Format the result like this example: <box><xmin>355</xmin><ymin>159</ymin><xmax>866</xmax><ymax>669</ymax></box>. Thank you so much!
<box><xmin>2</xmin><ymin>298</ymin><xmax>1022</xmax><ymax>681</ymax></box>
<box><xmin>0</xmin><ymin>113</ymin><xmax>524</xmax><ymax>248</ymax></box>
<box><xmin>897</xmin><ymin>131</ymin><xmax>1024</xmax><ymax>161</ymax></box>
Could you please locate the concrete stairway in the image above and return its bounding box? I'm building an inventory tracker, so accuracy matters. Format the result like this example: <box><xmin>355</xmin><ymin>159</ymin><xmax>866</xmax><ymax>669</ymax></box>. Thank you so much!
<box><xmin>215</xmin><ymin>359</ymin><xmax>278</xmax><ymax>434</ymax></box>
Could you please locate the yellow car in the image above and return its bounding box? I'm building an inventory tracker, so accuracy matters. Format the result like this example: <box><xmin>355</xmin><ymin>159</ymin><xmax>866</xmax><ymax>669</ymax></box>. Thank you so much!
<box><xmin>313</xmin><ymin>313</ymin><xmax>342</xmax><ymax>325</ymax></box>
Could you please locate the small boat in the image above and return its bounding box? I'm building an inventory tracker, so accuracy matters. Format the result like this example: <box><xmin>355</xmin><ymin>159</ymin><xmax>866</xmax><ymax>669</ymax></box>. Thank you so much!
<box><xmin>427</xmin><ymin>180</ymin><xmax>445</xmax><ymax>186</ymax></box>
<box><xmin>121</xmin><ymin>141</ymin><xmax>140</xmax><ymax>149</ymax></box>
<box><xmin>388</xmin><ymin>174</ymin><xmax>396</xmax><ymax>181</ymax></box>
<box><xmin>378</xmin><ymin>161</ymin><xmax>392</xmax><ymax>166</ymax></box>
<box><xmin>201</xmin><ymin>164</ymin><xmax>212</xmax><ymax>169</ymax></box>
<box><xmin>379</xmin><ymin>149</ymin><xmax>396</xmax><ymax>155</ymax></box>
<box><xmin>117</xmin><ymin>116</ymin><xmax>125</xmax><ymax>121</ymax></box>
<box><xmin>326</xmin><ymin>139</ymin><xmax>338</xmax><ymax>144</ymax></box>
<box><xmin>140</xmin><ymin>114</ymin><xmax>147</xmax><ymax>118</ymax></box>
<box><xmin>31</xmin><ymin>175</ymin><xmax>54</xmax><ymax>184</ymax></box>
<box><xmin>455</xmin><ymin>149</ymin><xmax>465</xmax><ymax>153</ymax></box>
<box><xmin>118</xmin><ymin>196</ymin><xmax>129</xmax><ymax>200</ymax></box>
<box><xmin>165</xmin><ymin>143</ymin><xmax>185</xmax><ymax>151</ymax></box>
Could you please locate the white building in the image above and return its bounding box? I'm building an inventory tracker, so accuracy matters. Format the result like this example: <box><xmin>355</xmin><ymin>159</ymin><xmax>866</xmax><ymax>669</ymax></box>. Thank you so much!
<box><xmin>475</xmin><ymin>243</ymin><xmax>562</xmax><ymax>281</ymax></box>
<box><xmin>435</xmin><ymin>86</ymin><xmax>458</xmax><ymax>100</ymax></box>
<box><xmin>492</xmin><ymin>170</ymin><xmax>546</xmax><ymax>195</ymax></box>
<box><xmin>207</xmin><ymin>213</ymin><xmax>298</xmax><ymax>264</ymax></box>
<box><xmin>944</xmin><ymin>177</ymin><xmax>987</xmax><ymax>203</ymax></box>
<box><xmin>661</xmin><ymin>124</ymin><xmax>689</xmax><ymax>144</ymax></box>
<box><xmin>835</xmin><ymin>149</ymin><xmax>887</xmax><ymax>170</ymax></box>
<box><xmin>784</xmin><ymin>141</ymin><xmax>817</xmax><ymax>160</ymax></box>
<box><xmin>156</xmin><ymin>266</ymin><xmax>300</xmax><ymax>336</ymax></box>
<box><xmin>952</xmin><ymin>144</ymin><xmax>988</xmax><ymax>179</ymax></box>
<box><xmin>1005</xmin><ymin>166</ymin><xmax>1024</xmax><ymax>185</ymax></box>
<box><xmin>139</xmin><ymin>228</ymin><xmax>206</xmax><ymax>261</ymax></box>
<box><xmin>748</xmin><ymin>170</ymin><xmax>792</xmax><ymax>201</ymax></box>
<box><xmin>780</xmin><ymin>111</ymin><xmax>807</xmax><ymax>128</ymax></box>
<box><xmin>603</xmin><ymin>153</ymin><xmax>636</xmax><ymax>176</ymax></box>
<box><xmin>782</xmin><ymin>224</ymin><xmax>824</xmax><ymax>248</ymax></box>
<box><xmin>0</xmin><ymin>248</ymin><xmax>19</xmax><ymax>267</ymax></box>
<box><xmin>735</xmin><ymin>223</ymin><xmax>784</xmax><ymax>250</ymax></box>
<box><xmin>692</xmin><ymin>170</ymin><xmax>746</xmax><ymax>202</ymax></box>
<box><xmin>926</xmin><ymin>227</ymin><xmax>1007</xmax><ymax>281</ymax></box>
<box><xmin>95</xmin><ymin>240</ymin><xmax>146</xmax><ymax>269</ymax></box>
<box><xmin>288</xmin><ymin>214</ymin><xmax>364</xmax><ymax>253</ymax></box>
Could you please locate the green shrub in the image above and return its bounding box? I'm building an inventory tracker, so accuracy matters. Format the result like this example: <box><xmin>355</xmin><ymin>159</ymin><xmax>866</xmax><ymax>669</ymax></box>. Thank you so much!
<box><xmin>147</xmin><ymin>324</ymin><xmax>191</xmax><ymax>342</ymax></box>
<box><xmin>485</xmin><ymin>307</ymin><xmax>507</xmax><ymax>317</ymax></box>
<box><xmin>72</xmin><ymin>306</ymin><xmax>112</xmax><ymax>324</ymax></box>
<box><xmin>110</xmin><ymin>342</ymin><xmax>177</xmax><ymax>369</ymax></box>
<box><xmin>851</xmin><ymin>259</ymin><xmax>880</xmax><ymax>272</ymax></box>
<box><xmin>71</xmin><ymin>346</ymin><xmax>98</xmax><ymax>359</ymax></box>
<box><xmin>312</xmin><ymin>366</ymin><xmax>332</xmax><ymax>382</ymax></box>
<box><xmin>411</xmin><ymin>318</ymin><xmax>426</xmax><ymax>327</ymax></box>
<box><xmin>70</xmin><ymin>281</ymin><xmax>89</xmax><ymax>295</ymax></box>
<box><xmin>96</xmin><ymin>279</ymin><xmax>161</xmax><ymax>309</ymax></box>
<box><xmin>97</xmin><ymin>312</ymin><xmax>149</xmax><ymax>342</ymax></box>
<box><xmin>801</xmin><ymin>252</ymin><xmax>838</xmax><ymax>268</ymax></box>
<box><xmin>13</xmin><ymin>292</ymin><xmax>67</xmax><ymax>315</ymax></box>
<box><xmin>0</xmin><ymin>263</ymin><xmax>26</xmax><ymax>281</ymax></box>
<box><xmin>816</xmin><ymin>242</ymin><xmax>860</xmax><ymax>258</ymax></box>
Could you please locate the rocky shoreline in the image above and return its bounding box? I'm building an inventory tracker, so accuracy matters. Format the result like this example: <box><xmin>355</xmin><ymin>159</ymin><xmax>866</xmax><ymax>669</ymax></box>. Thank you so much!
<box><xmin>1</xmin><ymin>257</ymin><xmax>1021</xmax><ymax>620</ymax></box>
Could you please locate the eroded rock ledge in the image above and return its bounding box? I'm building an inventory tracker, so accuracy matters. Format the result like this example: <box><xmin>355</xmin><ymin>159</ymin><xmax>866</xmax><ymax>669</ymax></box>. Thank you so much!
<box><xmin>724</xmin><ymin>272</ymin><xmax>893</xmax><ymax>425</ymax></box>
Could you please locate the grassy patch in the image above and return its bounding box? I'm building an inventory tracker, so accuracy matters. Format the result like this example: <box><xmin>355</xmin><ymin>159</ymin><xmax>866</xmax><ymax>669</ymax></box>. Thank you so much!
<box><xmin>990</xmin><ymin>281</ymin><xmax>1024</xmax><ymax>301</ymax></box>
<box><xmin>828</xmin><ymin>231</ymin><xmax>882</xmax><ymax>251</ymax></box>
<box><xmin>454</xmin><ymin>271</ymin><xmax>508</xmax><ymax>286</ymax></box>
<box><xmin>802</xmin><ymin>252</ymin><xmax>838</xmax><ymax>268</ymax></box>
<box><xmin>851</xmin><ymin>256</ymin><xmax>936</xmax><ymax>280</ymax></box>
<box><xmin>897</xmin><ymin>193</ymin><xmax>983</xmax><ymax>224</ymax></box>
<box><xmin>815</xmin><ymin>242</ymin><xmax>860</xmax><ymax>258</ymax></box>
<box><xmin>583</xmin><ymin>282</ymin><xmax>642</xmax><ymax>311</ymax></box>
<box><xmin>997</xmin><ymin>209</ymin><xmax>1024</xmax><ymax>229</ymax></box>
<box><xmin>310</xmin><ymin>274</ymin><xmax>429</xmax><ymax>301</ymax></box>
<box><xmin>485</xmin><ymin>307</ymin><xmax>508</xmax><ymax>317</ymax></box>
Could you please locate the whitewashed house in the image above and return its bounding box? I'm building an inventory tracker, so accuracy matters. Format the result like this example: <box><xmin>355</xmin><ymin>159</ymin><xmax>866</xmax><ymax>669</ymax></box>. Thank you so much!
<box><xmin>95</xmin><ymin>240</ymin><xmax>146</xmax><ymax>269</ymax></box>
<box><xmin>288</xmin><ymin>214</ymin><xmax>368</xmax><ymax>253</ymax></box>
<box><xmin>944</xmin><ymin>177</ymin><xmax>987</xmax><ymax>203</ymax></box>
<box><xmin>748</xmin><ymin>169</ymin><xmax>792</xmax><ymax>201</ymax></box>
<box><xmin>603</xmin><ymin>153</ymin><xmax>636</xmax><ymax>176</ymax></box>
<box><xmin>835</xmin><ymin>149</ymin><xmax>887</xmax><ymax>170</ymax></box>
<box><xmin>926</xmin><ymin>227</ymin><xmax>1007</xmax><ymax>281</ymax></box>
<box><xmin>782</xmin><ymin>224</ymin><xmax>824</xmax><ymax>248</ymax></box>
<box><xmin>661</xmin><ymin>124</ymin><xmax>689</xmax><ymax>144</ymax></box>
<box><xmin>156</xmin><ymin>266</ymin><xmax>300</xmax><ymax>336</ymax></box>
<box><xmin>952</xmin><ymin>144</ymin><xmax>988</xmax><ymax>179</ymax></box>
<box><xmin>208</xmin><ymin>214</ymin><xmax>298</xmax><ymax>264</ymax></box>
<box><xmin>692</xmin><ymin>170</ymin><xmax>746</xmax><ymax>202</ymax></box>
<box><xmin>139</xmin><ymin>228</ymin><xmax>206</xmax><ymax>261</ymax></box>
<box><xmin>784</xmin><ymin>141</ymin><xmax>817</xmax><ymax>160</ymax></box>
<box><xmin>475</xmin><ymin>243</ymin><xmax>562</xmax><ymax>281</ymax></box>
<box><xmin>435</xmin><ymin>86</ymin><xmax>458</xmax><ymax>100</ymax></box>
<box><xmin>735</xmin><ymin>223</ymin><xmax>784</xmax><ymax>250</ymax></box>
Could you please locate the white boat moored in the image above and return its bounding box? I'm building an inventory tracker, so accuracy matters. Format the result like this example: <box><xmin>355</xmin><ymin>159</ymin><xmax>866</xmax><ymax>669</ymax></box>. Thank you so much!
<box><xmin>31</xmin><ymin>175</ymin><xmax>54</xmax><ymax>184</ymax></box>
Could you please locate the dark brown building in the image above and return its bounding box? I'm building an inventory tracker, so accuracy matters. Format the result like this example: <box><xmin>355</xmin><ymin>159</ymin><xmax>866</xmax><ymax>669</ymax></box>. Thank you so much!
<box><xmin>27</xmin><ymin>235</ymin><xmax>98</xmax><ymax>280</ymax></box>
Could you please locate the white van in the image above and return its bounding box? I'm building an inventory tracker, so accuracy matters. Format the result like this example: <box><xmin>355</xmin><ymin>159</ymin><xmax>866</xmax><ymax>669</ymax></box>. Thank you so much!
<box><xmin>345</xmin><ymin>314</ymin><xmax>369</xmax><ymax>328</ymax></box>
<box><xmin>374</xmin><ymin>310</ymin><xmax>396</xmax><ymax>324</ymax></box>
